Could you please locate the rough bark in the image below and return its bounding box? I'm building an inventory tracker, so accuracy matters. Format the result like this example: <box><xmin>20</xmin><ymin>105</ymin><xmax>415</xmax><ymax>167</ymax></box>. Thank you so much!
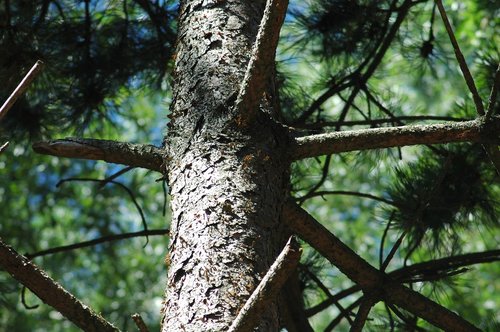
<box><xmin>161</xmin><ymin>1</ymin><xmax>289</xmax><ymax>331</ymax></box>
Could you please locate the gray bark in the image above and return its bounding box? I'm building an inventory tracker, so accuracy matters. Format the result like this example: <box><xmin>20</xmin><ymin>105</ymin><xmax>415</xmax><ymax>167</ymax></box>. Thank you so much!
<box><xmin>161</xmin><ymin>1</ymin><xmax>289</xmax><ymax>331</ymax></box>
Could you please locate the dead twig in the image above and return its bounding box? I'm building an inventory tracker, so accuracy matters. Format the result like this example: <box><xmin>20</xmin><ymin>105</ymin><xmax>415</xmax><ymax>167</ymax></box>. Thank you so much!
<box><xmin>0</xmin><ymin>60</ymin><xmax>44</xmax><ymax>121</ymax></box>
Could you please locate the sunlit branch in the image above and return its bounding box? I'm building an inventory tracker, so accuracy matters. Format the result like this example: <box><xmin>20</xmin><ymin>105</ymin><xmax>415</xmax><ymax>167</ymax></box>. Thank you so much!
<box><xmin>290</xmin><ymin>117</ymin><xmax>500</xmax><ymax>160</ymax></box>
<box><xmin>235</xmin><ymin>0</ymin><xmax>288</xmax><ymax>126</ymax></box>
<box><xmin>0</xmin><ymin>239</ymin><xmax>120</xmax><ymax>332</ymax></box>
<box><xmin>283</xmin><ymin>200</ymin><xmax>480</xmax><ymax>331</ymax></box>
<box><xmin>228</xmin><ymin>236</ymin><xmax>301</xmax><ymax>332</ymax></box>
<box><xmin>0</xmin><ymin>60</ymin><xmax>44</xmax><ymax>121</ymax></box>
<box><xmin>33</xmin><ymin>137</ymin><xmax>164</xmax><ymax>172</ymax></box>
<box><xmin>26</xmin><ymin>229</ymin><xmax>169</xmax><ymax>259</ymax></box>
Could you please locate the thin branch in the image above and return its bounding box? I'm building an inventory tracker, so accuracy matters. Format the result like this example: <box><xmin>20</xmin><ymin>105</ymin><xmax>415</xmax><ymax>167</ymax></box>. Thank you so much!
<box><xmin>32</xmin><ymin>138</ymin><xmax>164</xmax><ymax>172</ymax></box>
<box><xmin>57</xmin><ymin>177</ymin><xmax>150</xmax><ymax>244</ymax></box>
<box><xmin>389</xmin><ymin>249</ymin><xmax>500</xmax><ymax>282</ymax></box>
<box><xmin>301</xmin><ymin>266</ymin><xmax>354</xmax><ymax>325</ymax></box>
<box><xmin>485</xmin><ymin>63</ymin><xmax>500</xmax><ymax>120</ymax></box>
<box><xmin>297</xmin><ymin>155</ymin><xmax>331</xmax><ymax>204</ymax></box>
<box><xmin>283</xmin><ymin>200</ymin><xmax>480</xmax><ymax>331</ymax></box>
<box><xmin>293</xmin><ymin>116</ymin><xmax>469</xmax><ymax>130</ymax></box>
<box><xmin>0</xmin><ymin>142</ymin><xmax>9</xmax><ymax>154</ymax></box>
<box><xmin>350</xmin><ymin>297</ymin><xmax>376</xmax><ymax>332</ymax></box>
<box><xmin>228</xmin><ymin>236</ymin><xmax>301</xmax><ymax>332</ymax></box>
<box><xmin>0</xmin><ymin>60</ymin><xmax>44</xmax><ymax>121</ymax></box>
<box><xmin>0</xmin><ymin>238</ymin><xmax>120</xmax><ymax>332</ymax></box>
<box><xmin>132</xmin><ymin>313</ymin><xmax>150</xmax><ymax>332</ymax></box>
<box><xmin>26</xmin><ymin>229</ymin><xmax>169</xmax><ymax>259</ymax></box>
<box><xmin>305</xmin><ymin>285</ymin><xmax>361</xmax><ymax>317</ymax></box>
<box><xmin>234</xmin><ymin>0</ymin><xmax>288</xmax><ymax>126</ymax></box>
<box><xmin>381</xmin><ymin>231</ymin><xmax>407</xmax><ymax>272</ymax></box>
<box><xmin>297</xmin><ymin>190</ymin><xmax>395</xmax><ymax>206</ymax></box>
<box><xmin>290</xmin><ymin>117</ymin><xmax>500</xmax><ymax>160</ymax></box>
<box><xmin>325</xmin><ymin>297</ymin><xmax>362</xmax><ymax>332</ymax></box>
<box><xmin>435</xmin><ymin>0</ymin><xmax>484</xmax><ymax>115</ymax></box>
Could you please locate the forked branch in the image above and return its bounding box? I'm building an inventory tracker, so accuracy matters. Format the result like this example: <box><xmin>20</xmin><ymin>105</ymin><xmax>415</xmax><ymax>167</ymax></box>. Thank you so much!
<box><xmin>282</xmin><ymin>200</ymin><xmax>480</xmax><ymax>331</ymax></box>
<box><xmin>33</xmin><ymin>138</ymin><xmax>164</xmax><ymax>172</ymax></box>
<box><xmin>0</xmin><ymin>239</ymin><xmax>119</xmax><ymax>332</ymax></box>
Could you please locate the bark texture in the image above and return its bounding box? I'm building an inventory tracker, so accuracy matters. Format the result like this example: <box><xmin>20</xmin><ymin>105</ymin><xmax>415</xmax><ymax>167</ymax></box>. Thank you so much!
<box><xmin>161</xmin><ymin>1</ymin><xmax>289</xmax><ymax>331</ymax></box>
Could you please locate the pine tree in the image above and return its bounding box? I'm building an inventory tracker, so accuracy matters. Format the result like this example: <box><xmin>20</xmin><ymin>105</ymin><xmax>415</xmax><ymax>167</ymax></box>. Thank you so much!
<box><xmin>0</xmin><ymin>0</ymin><xmax>498</xmax><ymax>331</ymax></box>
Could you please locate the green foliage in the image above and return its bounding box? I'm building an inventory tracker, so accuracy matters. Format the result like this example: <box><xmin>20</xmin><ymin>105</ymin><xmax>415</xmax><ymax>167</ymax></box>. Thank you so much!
<box><xmin>387</xmin><ymin>144</ymin><xmax>498</xmax><ymax>254</ymax></box>
<box><xmin>0</xmin><ymin>0</ymin><xmax>177</xmax><ymax>138</ymax></box>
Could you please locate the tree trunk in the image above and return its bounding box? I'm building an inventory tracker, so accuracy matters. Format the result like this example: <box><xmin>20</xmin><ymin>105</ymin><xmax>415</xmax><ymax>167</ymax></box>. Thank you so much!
<box><xmin>161</xmin><ymin>1</ymin><xmax>289</xmax><ymax>331</ymax></box>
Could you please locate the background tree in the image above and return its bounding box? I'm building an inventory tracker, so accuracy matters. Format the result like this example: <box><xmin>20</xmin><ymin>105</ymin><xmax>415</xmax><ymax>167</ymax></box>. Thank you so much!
<box><xmin>0</xmin><ymin>0</ymin><xmax>499</xmax><ymax>331</ymax></box>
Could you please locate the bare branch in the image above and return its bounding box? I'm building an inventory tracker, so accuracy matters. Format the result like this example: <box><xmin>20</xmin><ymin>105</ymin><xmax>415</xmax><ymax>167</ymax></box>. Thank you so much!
<box><xmin>297</xmin><ymin>190</ymin><xmax>395</xmax><ymax>206</ymax></box>
<box><xmin>486</xmin><ymin>63</ymin><xmax>500</xmax><ymax>120</ymax></box>
<box><xmin>293</xmin><ymin>115</ymin><xmax>470</xmax><ymax>130</ymax></box>
<box><xmin>32</xmin><ymin>137</ymin><xmax>164</xmax><ymax>172</ymax></box>
<box><xmin>390</xmin><ymin>249</ymin><xmax>500</xmax><ymax>282</ymax></box>
<box><xmin>0</xmin><ymin>60</ymin><xmax>44</xmax><ymax>121</ymax></box>
<box><xmin>234</xmin><ymin>0</ymin><xmax>288</xmax><ymax>126</ymax></box>
<box><xmin>0</xmin><ymin>141</ymin><xmax>9</xmax><ymax>154</ymax></box>
<box><xmin>132</xmin><ymin>313</ymin><xmax>150</xmax><ymax>332</ymax></box>
<box><xmin>350</xmin><ymin>297</ymin><xmax>376</xmax><ymax>332</ymax></box>
<box><xmin>290</xmin><ymin>117</ymin><xmax>500</xmax><ymax>160</ymax></box>
<box><xmin>0</xmin><ymin>238</ymin><xmax>120</xmax><ymax>332</ymax></box>
<box><xmin>283</xmin><ymin>200</ymin><xmax>480</xmax><ymax>331</ymax></box>
<box><xmin>26</xmin><ymin>229</ymin><xmax>169</xmax><ymax>259</ymax></box>
<box><xmin>228</xmin><ymin>236</ymin><xmax>301</xmax><ymax>332</ymax></box>
<box><xmin>435</xmin><ymin>0</ymin><xmax>484</xmax><ymax>115</ymax></box>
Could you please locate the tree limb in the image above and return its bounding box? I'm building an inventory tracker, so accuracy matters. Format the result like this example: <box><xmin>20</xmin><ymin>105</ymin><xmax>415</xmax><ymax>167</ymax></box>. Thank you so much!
<box><xmin>350</xmin><ymin>297</ymin><xmax>376</xmax><ymax>332</ymax></box>
<box><xmin>234</xmin><ymin>0</ymin><xmax>288</xmax><ymax>126</ymax></box>
<box><xmin>290</xmin><ymin>117</ymin><xmax>500</xmax><ymax>160</ymax></box>
<box><xmin>282</xmin><ymin>200</ymin><xmax>480</xmax><ymax>331</ymax></box>
<box><xmin>26</xmin><ymin>229</ymin><xmax>169</xmax><ymax>259</ymax></box>
<box><xmin>32</xmin><ymin>137</ymin><xmax>164</xmax><ymax>172</ymax></box>
<box><xmin>228</xmin><ymin>236</ymin><xmax>301</xmax><ymax>332</ymax></box>
<box><xmin>435</xmin><ymin>0</ymin><xmax>484</xmax><ymax>115</ymax></box>
<box><xmin>0</xmin><ymin>60</ymin><xmax>44</xmax><ymax>121</ymax></box>
<box><xmin>0</xmin><ymin>238</ymin><xmax>120</xmax><ymax>332</ymax></box>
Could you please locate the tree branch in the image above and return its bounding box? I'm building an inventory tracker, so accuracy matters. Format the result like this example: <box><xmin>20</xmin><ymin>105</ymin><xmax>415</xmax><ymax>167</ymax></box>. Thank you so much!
<box><xmin>0</xmin><ymin>238</ymin><xmax>119</xmax><ymax>332</ymax></box>
<box><xmin>435</xmin><ymin>0</ymin><xmax>484</xmax><ymax>115</ymax></box>
<box><xmin>293</xmin><ymin>115</ymin><xmax>469</xmax><ymax>130</ymax></box>
<box><xmin>0</xmin><ymin>60</ymin><xmax>44</xmax><ymax>121</ymax></box>
<box><xmin>234</xmin><ymin>0</ymin><xmax>288</xmax><ymax>126</ymax></box>
<box><xmin>282</xmin><ymin>200</ymin><xmax>480</xmax><ymax>331</ymax></box>
<box><xmin>228</xmin><ymin>236</ymin><xmax>301</xmax><ymax>332</ymax></box>
<box><xmin>485</xmin><ymin>63</ymin><xmax>500</xmax><ymax>121</ymax></box>
<box><xmin>25</xmin><ymin>229</ymin><xmax>169</xmax><ymax>259</ymax></box>
<box><xmin>290</xmin><ymin>117</ymin><xmax>500</xmax><ymax>160</ymax></box>
<box><xmin>32</xmin><ymin>137</ymin><xmax>164</xmax><ymax>172</ymax></box>
<box><xmin>349</xmin><ymin>297</ymin><xmax>376</xmax><ymax>332</ymax></box>
<box><xmin>390</xmin><ymin>249</ymin><xmax>500</xmax><ymax>282</ymax></box>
